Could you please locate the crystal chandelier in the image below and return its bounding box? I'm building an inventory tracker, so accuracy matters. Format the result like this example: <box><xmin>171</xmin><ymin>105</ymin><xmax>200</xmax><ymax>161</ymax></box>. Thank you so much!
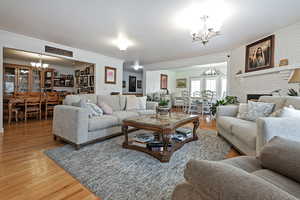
<box><xmin>191</xmin><ymin>15</ymin><xmax>220</xmax><ymax>45</ymax></box>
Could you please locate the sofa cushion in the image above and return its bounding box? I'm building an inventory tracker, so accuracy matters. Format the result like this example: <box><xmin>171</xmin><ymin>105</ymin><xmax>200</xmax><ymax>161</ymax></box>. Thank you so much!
<box><xmin>231</xmin><ymin>120</ymin><xmax>256</xmax><ymax>149</ymax></box>
<box><xmin>135</xmin><ymin>109</ymin><xmax>156</xmax><ymax>115</ymax></box>
<box><xmin>63</xmin><ymin>95</ymin><xmax>82</xmax><ymax>105</ymax></box>
<box><xmin>99</xmin><ymin>102</ymin><xmax>113</xmax><ymax>114</ymax></box>
<box><xmin>97</xmin><ymin>95</ymin><xmax>121</xmax><ymax>111</ymax></box>
<box><xmin>259</xmin><ymin>96</ymin><xmax>287</xmax><ymax>111</ymax></box>
<box><xmin>279</xmin><ymin>106</ymin><xmax>300</xmax><ymax>118</ymax></box>
<box><xmin>217</xmin><ymin>116</ymin><xmax>235</xmax><ymax>132</ymax></box>
<box><xmin>253</xmin><ymin>169</ymin><xmax>300</xmax><ymax>199</ymax></box>
<box><xmin>88</xmin><ymin>115</ymin><xmax>119</xmax><ymax>131</ymax></box>
<box><xmin>221</xmin><ymin>156</ymin><xmax>262</xmax><ymax>173</ymax></box>
<box><xmin>284</xmin><ymin>96</ymin><xmax>300</xmax><ymax>110</ymax></box>
<box><xmin>126</xmin><ymin>95</ymin><xmax>139</xmax><ymax>110</ymax></box>
<box><xmin>112</xmin><ymin>111</ymin><xmax>139</xmax><ymax>123</ymax></box>
<box><xmin>259</xmin><ymin>136</ymin><xmax>300</xmax><ymax>183</ymax></box>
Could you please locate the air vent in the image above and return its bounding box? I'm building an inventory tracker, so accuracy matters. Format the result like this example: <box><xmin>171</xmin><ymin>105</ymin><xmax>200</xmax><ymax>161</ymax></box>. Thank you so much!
<box><xmin>45</xmin><ymin>46</ymin><xmax>73</xmax><ymax>57</ymax></box>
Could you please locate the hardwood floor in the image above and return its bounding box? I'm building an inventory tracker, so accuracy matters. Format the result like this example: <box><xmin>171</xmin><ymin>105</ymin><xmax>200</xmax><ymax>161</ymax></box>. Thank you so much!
<box><xmin>0</xmin><ymin>116</ymin><xmax>239</xmax><ymax>200</ymax></box>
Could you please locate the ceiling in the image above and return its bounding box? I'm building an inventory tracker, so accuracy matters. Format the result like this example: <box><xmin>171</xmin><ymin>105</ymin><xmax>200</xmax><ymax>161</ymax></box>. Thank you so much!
<box><xmin>0</xmin><ymin>0</ymin><xmax>300</xmax><ymax>65</ymax></box>
<box><xmin>4</xmin><ymin>48</ymin><xmax>92</xmax><ymax>67</ymax></box>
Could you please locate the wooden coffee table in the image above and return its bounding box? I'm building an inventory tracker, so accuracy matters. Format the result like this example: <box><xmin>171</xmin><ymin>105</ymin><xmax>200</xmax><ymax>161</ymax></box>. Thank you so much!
<box><xmin>122</xmin><ymin>113</ymin><xmax>200</xmax><ymax>162</ymax></box>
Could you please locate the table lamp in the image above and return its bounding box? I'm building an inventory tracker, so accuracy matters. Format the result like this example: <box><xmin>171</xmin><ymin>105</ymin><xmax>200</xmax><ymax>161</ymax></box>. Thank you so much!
<box><xmin>288</xmin><ymin>69</ymin><xmax>300</xmax><ymax>92</ymax></box>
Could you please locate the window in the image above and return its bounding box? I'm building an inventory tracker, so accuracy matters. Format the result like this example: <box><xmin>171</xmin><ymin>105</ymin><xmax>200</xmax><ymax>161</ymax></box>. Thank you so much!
<box><xmin>221</xmin><ymin>78</ymin><xmax>227</xmax><ymax>98</ymax></box>
<box><xmin>190</xmin><ymin>79</ymin><xmax>201</xmax><ymax>97</ymax></box>
<box><xmin>205</xmin><ymin>79</ymin><xmax>217</xmax><ymax>93</ymax></box>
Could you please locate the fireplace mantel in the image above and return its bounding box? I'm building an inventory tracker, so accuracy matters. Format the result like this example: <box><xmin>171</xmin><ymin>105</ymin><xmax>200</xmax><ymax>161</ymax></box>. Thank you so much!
<box><xmin>236</xmin><ymin>64</ymin><xmax>300</xmax><ymax>78</ymax></box>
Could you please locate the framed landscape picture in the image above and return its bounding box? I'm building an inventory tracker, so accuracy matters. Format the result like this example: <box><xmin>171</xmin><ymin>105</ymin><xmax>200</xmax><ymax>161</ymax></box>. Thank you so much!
<box><xmin>176</xmin><ymin>78</ymin><xmax>187</xmax><ymax>88</ymax></box>
<box><xmin>160</xmin><ymin>74</ymin><xmax>168</xmax><ymax>89</ymax></box>
<box><xmin>105</xmin><ymin>66</ymin><xmax>116</xmax><ymax>84</ymax></box>
<box><xmin>245</xmin><ymin>35</ymin><xmax>274</xmax><ymax>73</ymax></box>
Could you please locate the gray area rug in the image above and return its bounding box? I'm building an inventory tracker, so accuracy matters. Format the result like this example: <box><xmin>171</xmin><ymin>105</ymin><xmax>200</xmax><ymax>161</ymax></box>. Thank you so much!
<box><xmin>45</xmin><ymin>129</ymin><xmax>230</xmax><ymax>200</ymax></box>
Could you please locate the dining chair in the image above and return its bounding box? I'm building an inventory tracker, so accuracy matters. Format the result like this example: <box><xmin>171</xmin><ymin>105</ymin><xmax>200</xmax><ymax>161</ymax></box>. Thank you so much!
<box><xmin>201</xmin><ymin>90</ymin><xmax>215</xmax><ymax>119</ymax></box>
<box><xmin>25</xmin><ymin>96</ymin><xmax>42</xmax><ymax>121</ymax></box>
<box><xmin>45</xmin><ymin>93</ymin><xmax>60</xmax><ymax>120</ymax></box>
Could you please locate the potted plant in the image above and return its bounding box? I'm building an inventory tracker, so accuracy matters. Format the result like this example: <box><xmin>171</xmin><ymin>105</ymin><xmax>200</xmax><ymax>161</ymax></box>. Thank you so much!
<box><xmin>211</xmin><ymin>96</ymin><xmax>239</xmax><ymax>116</ymax></box>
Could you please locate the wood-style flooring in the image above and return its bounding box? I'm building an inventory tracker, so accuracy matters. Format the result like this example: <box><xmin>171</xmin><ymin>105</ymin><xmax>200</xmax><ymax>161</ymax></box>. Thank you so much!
<box><xmin>0</xmin><ymin>116</ymin><xmax>239</xmax><ymax>200</ymax></box>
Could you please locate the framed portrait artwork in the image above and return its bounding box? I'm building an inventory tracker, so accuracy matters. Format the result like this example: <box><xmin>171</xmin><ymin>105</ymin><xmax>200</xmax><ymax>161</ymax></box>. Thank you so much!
<box><xmin>160</xmin><ymin>74</ymin><xmax>168</xmax><ymax>89</ymax></box>
<box><xmin>105</xmin><ymin>66</ymin><xmax>116</xmax><ymax>84</ymax></box>
<box><xmin>122</xmin><ymin>81</ymin><xmax>126</xmax><ymax>88</ymax></box>
<box><xmin>245</xmin><ymin>35</ymin><xmax>274</xmax><ymax>73</ymax></box>
<box><xmin>176</xmin><ymin>78</ymin><xmax>187</xmax><ymax>88</ymax></box>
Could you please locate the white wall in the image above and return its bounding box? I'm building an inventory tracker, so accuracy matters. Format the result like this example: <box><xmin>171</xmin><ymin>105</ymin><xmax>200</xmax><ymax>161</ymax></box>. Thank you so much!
<box><xmin>122</xmin><ymin>70</ymin><xmax>143</xmax><ymax>94</ymax></box>
<box><xmin>228</xmin><ymin>22</ymin><xmax>300</xmax><ymax>102</ymax></box>
<box><xmin>0</xmin><ymin>29</ymin><xmax>124</xmax><ymax>132</ymax></box>
<box><xmin>144</xmin><ymin>70</ymin><xmax>176</xmax><ymax>94</ymax></box>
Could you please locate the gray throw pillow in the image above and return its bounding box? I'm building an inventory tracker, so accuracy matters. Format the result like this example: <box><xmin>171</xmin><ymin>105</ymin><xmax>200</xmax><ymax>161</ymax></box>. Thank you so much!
<box><xmin>246</xmin><ymin>101</ymin><xmax>275</xmax><ymax>121</ymax></box>
<box><xmin>259</xmin><ymin>136</ymin><xmax>300</xmax><ymax>183</ymax></box>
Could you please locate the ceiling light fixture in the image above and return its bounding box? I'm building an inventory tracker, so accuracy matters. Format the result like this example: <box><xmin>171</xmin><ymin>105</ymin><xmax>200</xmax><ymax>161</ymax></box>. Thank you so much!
<box><xmin>131</xmin><ymin>61</ymin><xmax>143</xmax><ymax>71</ymax></box>
<box><xmin>176</xmin><ymin>0</ymin><xmax>230</xmax><ymax>45</ymax></box>
<box><xmin>114</xmin><ymin>35</ymin><xmax>133</xmax><ymax>51</ymax></box>
<box><xmin>31</xmin><ymin>55</ymin><xmax>49</xmax><ymax>68</ymax></box>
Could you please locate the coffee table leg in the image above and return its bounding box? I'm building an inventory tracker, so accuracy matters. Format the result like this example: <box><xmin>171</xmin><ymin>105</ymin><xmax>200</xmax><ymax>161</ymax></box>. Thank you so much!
<box><xmin>122</xmin><ymin>125</ymin><xmax>129</xmax><ymax>147</ymax></box>
<box><xmin>193</xmin><ymin>119</ymin><xmax>200</xmax><ymax>140</ymax></box>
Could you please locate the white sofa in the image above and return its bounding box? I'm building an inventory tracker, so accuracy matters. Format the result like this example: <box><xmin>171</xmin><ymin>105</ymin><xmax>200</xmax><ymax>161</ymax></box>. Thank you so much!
<box><xmin>53</xmin><ymin>94</ymin><xmax>158</xmax><ymax>149</ymax></box>
<box><xmin>216</xmin><ymin>96</ymin><xmax>300</xmax><ymax>156</ymax></box>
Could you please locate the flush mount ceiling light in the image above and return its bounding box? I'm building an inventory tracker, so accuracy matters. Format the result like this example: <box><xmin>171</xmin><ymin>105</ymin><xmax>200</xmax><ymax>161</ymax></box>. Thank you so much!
<box><xmin>131</xmin><ymin>60</ymin><xmax>143</xmax><ymax>71</ymax></box>
<box><xmin>176</xmin><ymin>0</ymin><xmax>230</xmax><ymax>45</ymax></box>
<box><xmin>113</xmin><ymin>34</ymin><xmax>133</xmax><ymax>51</ymax></box>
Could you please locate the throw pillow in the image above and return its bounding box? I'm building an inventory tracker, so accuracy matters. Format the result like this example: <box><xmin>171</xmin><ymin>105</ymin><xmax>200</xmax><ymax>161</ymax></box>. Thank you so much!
<box><xmin>137</xmin><ymin>96</ymin><xmax>147</xmax><ymax>110</ymax></box>
<box><xmin>237</xmin><ymin>103</ymin><xmax>248</xmax><ymax>119</ymax></box>
<box><xmin>279</xmin><ymin>106</ymin><xmax>300</xmax><ymax>118</ymax></box>
<box><xmin>246</xmin><ymin>101</ymin><xmax>275</xmax><ymax>121</ymax></box>
<box><xmin>87</xmin><ymin>103</ymin><xmax>103</xmax><ymax>117</ymax></box>
<box><xmin>259</xmin><ymin>136</ymin><xmax>300</xmax><ymax>183</ymax></box>
<box><xmin>126</xmin><ymin>95</ymin><xmax>139</xmax><ymax>110</ymax></box>
<box><xmin>99</xmin><ymin>102</ymin><xmax>113</xmax><ymax>114</ymax></box>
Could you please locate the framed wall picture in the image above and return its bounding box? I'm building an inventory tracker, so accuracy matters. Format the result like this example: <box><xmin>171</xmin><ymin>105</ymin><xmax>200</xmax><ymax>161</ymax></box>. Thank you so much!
<box><xmin>105</xmin><ymin>66</ymin><xmax>117</xmax><ymax>84</ymax></box>
<box><xmin>122</xmin><ymin>81</ymin><xmax>126</xmax><ymax>88</ymax></box>
<box><xmin>176</xmin><ymin>78</ymin><xmax>187</xmax><ymax>88</ymax></box>
<box><xmin>160</xmin><ymin>74</ymin><xmax>168</xmax><ymax>89</ymax></box>
<box><xmin>129</xmin><ymin>76</ymin><xmax>136</xmax><ymax>92</ymax></box>
<box><xmin>245</xmin><ymin>35</ymin><xmax>274</xmax><ymax>73</ymax></box>
<box><xmin>137</xmin><ymin>80</ymin><xmax>142</xmax><ymax>89</ymax></box>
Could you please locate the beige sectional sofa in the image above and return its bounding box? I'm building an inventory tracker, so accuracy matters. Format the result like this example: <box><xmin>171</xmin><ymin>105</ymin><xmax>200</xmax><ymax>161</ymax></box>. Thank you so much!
<box><xmin>53</xmin><ymin>94</ymin><xmax>158</xmax><ymax>149</ymax></box>
<box><xmin>216</xmin><ymin>96</ymin><xmax>300</xmax><ymax>155</ymax></box>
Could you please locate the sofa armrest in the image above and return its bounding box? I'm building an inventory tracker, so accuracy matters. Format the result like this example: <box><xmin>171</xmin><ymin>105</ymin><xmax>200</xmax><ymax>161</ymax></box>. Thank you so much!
<box><xmin>146</xmin><ymin>101</ymin><xmax>158</xmax><ymax>110</ymax></box>
<box><xmin>256</xmin><ymin>117</ymin><xmax>300</xmax><ymax>153</ymax></box>
<box><xmin>216</xmin><ymin>105</ymin><xmax>238</xmax><ymax>118</ymax></box>
<box><xmin>180</xmin><ymin>160</ymin><xmax>297</xmax><ymax>200</ymax></box>
<box><xmin>53</xmin><ymin>105</ymin><xmax>89</xmax><ymax>145</ymax></box>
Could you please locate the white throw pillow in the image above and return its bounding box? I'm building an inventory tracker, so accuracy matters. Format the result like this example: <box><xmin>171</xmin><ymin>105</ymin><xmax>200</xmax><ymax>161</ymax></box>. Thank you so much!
<box><xmin>246</xmin><ymin>101</ymin><xmax>275</xmax><ymax>121</ymax></box>
<box><xmin>87</xmin><ymin>103</ymin><xmax>103</xmax><ymax>117</ymax></box>
<box><xmin>279</xmin><ymin>106</ymin><xmax>300</xmax><ymax>118</ymax></box>
<box><xmin>137</xmin><ymin>96</ymin><xmax>147</xmax><ymax>110</ymax></box>
<box><xmin>126</xmin><ymin>96</ymin><xmax>139</xmax><ymax>110</ymax></box>
<box><xmin>237</xmin><ymin>103</ymin><xmax>248</xmax><ymax>119</ymax></box>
